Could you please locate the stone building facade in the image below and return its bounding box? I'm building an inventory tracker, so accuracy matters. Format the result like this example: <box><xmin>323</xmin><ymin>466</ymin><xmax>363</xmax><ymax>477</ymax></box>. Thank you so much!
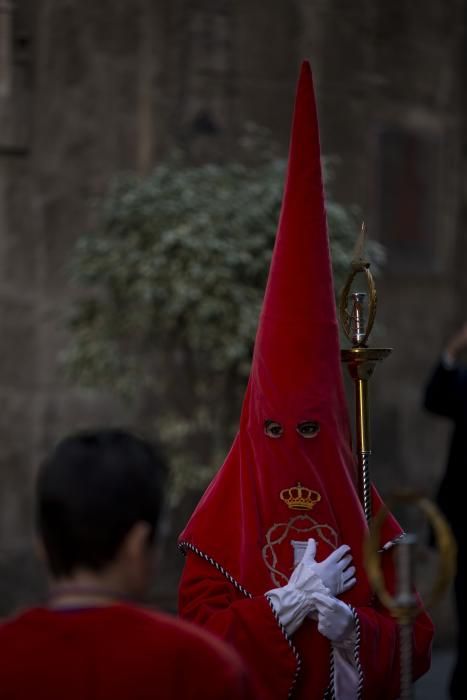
<box><xmin>0</xmin><ymin>0</ymin><xmax>464</xmax><ymax>639</ymax></box>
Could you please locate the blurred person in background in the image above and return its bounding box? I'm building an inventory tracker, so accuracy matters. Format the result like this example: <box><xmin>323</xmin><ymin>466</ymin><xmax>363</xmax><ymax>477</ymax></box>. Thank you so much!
<box><xmin>424</xmin><ymin>322</ymin><xmax>467</xmax><ymax>700</ymax></box>
<box><xmin>0</xmin><ymin>429</ymin><xmax>253</xmax><ymax>700</ymax></box>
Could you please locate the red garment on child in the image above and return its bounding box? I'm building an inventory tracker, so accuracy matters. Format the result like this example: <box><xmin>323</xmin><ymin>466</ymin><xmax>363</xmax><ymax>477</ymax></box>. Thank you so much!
<box><xmin>0</xmin><ymin>603</ymin><xmax>253</xmax><ymax>700</ymax></box>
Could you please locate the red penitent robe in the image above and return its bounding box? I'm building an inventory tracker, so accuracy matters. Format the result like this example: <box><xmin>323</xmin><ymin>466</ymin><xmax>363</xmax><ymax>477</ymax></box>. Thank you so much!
<box><xmin>179</xmin><ymin>60</ymin><xmax>434</xmax><ymax>699</ymax></box>
<box><xmin>0</xmin><ymin>602</ymin><xmax>254</xmax><ymax>700</ymax></box>
<box><xmin>179</xmin><ymin>537</ymin><xmax>433</xmax><ymax>700</ymax></box>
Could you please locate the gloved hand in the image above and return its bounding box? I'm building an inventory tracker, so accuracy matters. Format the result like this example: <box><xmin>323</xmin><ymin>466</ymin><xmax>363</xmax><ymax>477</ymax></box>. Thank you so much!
<box><xmin>313</xmin><ymin>591</ymin><xmax>355</xmax><ymax>643</ymax></box>
<box><xmin>292</xmin><ymin>538</ymin><xmax>356</xmax><ymax>597</ymax></box>
<box><xmin>288</xmin><ymin>540</ymin><xmax>332</xmax><ymax>595</ymax></box>
<box><xmin>266</xmin><ymin>548</ymin><xmax>330</xmax><ymax>636</ymax></box>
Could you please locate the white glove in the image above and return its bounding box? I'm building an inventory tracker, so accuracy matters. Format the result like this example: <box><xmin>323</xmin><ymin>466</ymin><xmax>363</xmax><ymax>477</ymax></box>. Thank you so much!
<box><xmin>266</xmin><ymin>553</ymin><xmax>329</xmax><ymax>636</ymax></box>
<box><xmin>266</xmin><ymin>585</ymin><xmax>313</xmax><ymax>636</ymax></box>
<box><xmin>313</xmin><ymin>591</ymin><xmax>355</xmax><ymax>643</ymax></box>
<box><xmin>292</xmin><ymin>538</ymin><xmax>356</xmax><ymax>597</ymax></box>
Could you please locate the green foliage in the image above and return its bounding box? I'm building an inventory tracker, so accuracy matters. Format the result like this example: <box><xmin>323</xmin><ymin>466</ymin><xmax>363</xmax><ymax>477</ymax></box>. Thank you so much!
<box><xmin>64</xmin><ymin>129</ymin><xmax>384</xmax><ymax>500</ymax></box>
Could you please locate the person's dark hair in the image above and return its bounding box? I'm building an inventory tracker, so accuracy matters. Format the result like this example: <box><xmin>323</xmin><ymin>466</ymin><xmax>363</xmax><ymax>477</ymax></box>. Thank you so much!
<box><xmin>36</xmin><ymin>429</ymin><xmax>167</xmax><ymax>577</ymax></box>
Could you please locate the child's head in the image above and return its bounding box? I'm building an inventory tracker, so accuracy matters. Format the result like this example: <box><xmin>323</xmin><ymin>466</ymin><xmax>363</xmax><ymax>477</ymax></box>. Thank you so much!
<box><xmin>36</xmin><ymin>429</ymin><xmax>167</xmax><ymax>596</ymax></box>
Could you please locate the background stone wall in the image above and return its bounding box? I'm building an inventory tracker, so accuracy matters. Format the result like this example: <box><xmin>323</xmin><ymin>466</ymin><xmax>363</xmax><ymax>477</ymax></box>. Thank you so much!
<box><xmin>0</xmin><ymin>0</ymin><xmax>464</xmax><ymax>641</ymax></box>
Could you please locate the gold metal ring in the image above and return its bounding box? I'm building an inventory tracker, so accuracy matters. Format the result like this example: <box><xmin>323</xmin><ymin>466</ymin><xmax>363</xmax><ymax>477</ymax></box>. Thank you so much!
<box><xmin>364</xmin><ymin>492</ymin><xmax>457</xmax><ymax>618</ymax></box>
<box><xmin>339</xmin><ymin>261</ymin><xmax>377</xmax><ymax>347</ymax></box>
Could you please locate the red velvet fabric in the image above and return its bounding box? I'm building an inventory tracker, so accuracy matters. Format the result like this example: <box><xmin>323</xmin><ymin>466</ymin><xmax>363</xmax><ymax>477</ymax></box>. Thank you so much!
<box><xmin>0</xmin><ymin>603</ymin><xmax>254</xmax><ymax>700</ymax></box>
<box><xmin>178</xmin><ymin>61</ymin><xmax>433</xmax><ymax>699</ymax></box>
<box><xmin>179</xmin><ymin>556</ymin><xmax>297</xmax><ymax>700</ymax></box>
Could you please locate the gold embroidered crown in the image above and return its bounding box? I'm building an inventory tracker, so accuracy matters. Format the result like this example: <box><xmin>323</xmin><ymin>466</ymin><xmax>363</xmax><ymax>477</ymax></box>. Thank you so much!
<box><xmin>280</xmin><ymin>482</ymin><xmax>321</xmax><ymax>511</ymax></box>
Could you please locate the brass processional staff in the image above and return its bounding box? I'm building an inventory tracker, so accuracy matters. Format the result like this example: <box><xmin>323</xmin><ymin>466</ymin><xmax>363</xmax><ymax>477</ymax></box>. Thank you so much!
<box><xmin>339</xmin><ymin>224</ymin><xmax>456</xmax><ymax>700</ymax></box>
<box><xmin>339</xmin><ymin>223</ymin><xmax>390</xmax><ymax>522</ymax></box>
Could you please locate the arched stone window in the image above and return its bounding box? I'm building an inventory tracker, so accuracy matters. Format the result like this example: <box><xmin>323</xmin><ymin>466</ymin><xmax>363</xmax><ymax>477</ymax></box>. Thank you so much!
<box><xmin>377</xmin><ymin>127</ymin><xmax>439</xmax><ymax>272</ymax></box>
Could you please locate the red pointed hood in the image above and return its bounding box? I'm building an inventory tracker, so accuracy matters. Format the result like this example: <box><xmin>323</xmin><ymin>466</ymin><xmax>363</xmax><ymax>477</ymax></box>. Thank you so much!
<box><xmin>179</xmin><ymin>62</ymin><xmax>400</xmax><ymax>605</ymax></box>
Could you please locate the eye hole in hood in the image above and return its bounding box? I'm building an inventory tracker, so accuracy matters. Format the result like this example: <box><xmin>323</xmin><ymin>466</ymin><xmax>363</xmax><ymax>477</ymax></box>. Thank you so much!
<box><xmin>264</xmin><ymin>420</ymin><xmax>284</xmax><ymax>438</ymax></box>
<box><xmin>296</xmin><ymin>420</ymin><xmax>320</xmax><ymax>439</ymax></box>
